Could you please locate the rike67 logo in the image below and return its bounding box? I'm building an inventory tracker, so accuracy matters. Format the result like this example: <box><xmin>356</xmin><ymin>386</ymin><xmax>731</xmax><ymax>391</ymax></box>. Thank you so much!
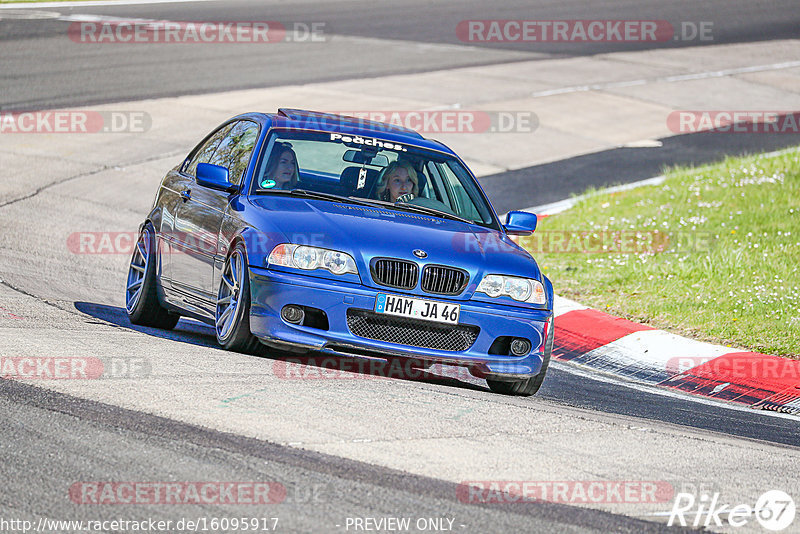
<box><xmin>667</xmin><ymin>490</ymin><xmax>795</xmax><ymax>531</ymax></box>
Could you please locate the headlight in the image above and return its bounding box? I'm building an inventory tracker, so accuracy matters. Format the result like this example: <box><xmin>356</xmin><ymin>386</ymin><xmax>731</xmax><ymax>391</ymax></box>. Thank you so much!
<box><xmin>268</xmin><ymin>244</ymin><xmax>358</xmax><ymax>275</ymax></box>
<box><xmin>477</xmin><ymin>275</ymin><xmax>504</xmax><ymax>297</ymax></box>
<box><xmin>476</xmin><ymin>274</ymin><xmax>546</xmax><ymax>304</ymax></box>
<box><xmin>293</xmin><ymin>246</ymin><xmax>320</xmax><ymax>270</ymax></box>
<box><xmin>323</xmin><ymin>250</ymin><xmax>352</xmax><ymax>274</ymax></box>
<box><xmin>504</xmin><ymin>277</ymin><xmax>532</xmax><ymax>301</ymax></box>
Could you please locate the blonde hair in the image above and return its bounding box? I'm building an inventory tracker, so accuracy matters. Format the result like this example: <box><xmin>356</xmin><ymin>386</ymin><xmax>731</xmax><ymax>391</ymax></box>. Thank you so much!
<box><xmin>375</xmin><ymin>161</ymin><xmax>419</xmax><ymax>201</ymax></box>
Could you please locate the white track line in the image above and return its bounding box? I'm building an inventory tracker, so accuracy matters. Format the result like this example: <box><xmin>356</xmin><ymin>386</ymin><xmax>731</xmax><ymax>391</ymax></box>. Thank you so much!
<box><xmin>523</xmin><ymin>175</ymin><xmax>666</xmax><ymax>215</ymax></box>
<box><xmin>0</xmin><ymin>0</ymin><xmax>217</xmax><ymax>9</ymax></box>
<box><xmin>552</xmin><ymin>360</ymin><xmax>799</xmax><ymax>422</ymax></box>
<box><xmin>524</xmin><ymin>146</ymin><xmax>800</xmax><ymax>215</ymax></box>
<box><xmin>531</xmin><ymin>60</ymin><xmax>800</xmax><ymax>97</ymax></box>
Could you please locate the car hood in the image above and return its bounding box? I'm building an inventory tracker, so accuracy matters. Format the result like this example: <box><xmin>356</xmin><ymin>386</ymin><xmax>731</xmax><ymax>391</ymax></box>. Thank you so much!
<box><xmin>247</xmin><ymin>196</ymin><xmax>541</xmax><ymax>296</ymax></box>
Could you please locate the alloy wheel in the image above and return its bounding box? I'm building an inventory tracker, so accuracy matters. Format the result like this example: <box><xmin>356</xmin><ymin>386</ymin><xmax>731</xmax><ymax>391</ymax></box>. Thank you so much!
<box><xmin>125</xmin><ymin>228</ymin><xmax>150</xmax><ymax>313</ymax></box>
<box><xmin>216</xmin><ymin>249</ymin><xmax>244</xmax><ymax>341</ymax></box>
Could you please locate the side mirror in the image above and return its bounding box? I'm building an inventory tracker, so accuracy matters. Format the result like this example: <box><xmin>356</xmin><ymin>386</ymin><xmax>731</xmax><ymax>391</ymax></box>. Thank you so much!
<box><xmin>196</xmin><ymin>163</ymin><xmax>237</xmax><ymax>193</ymax></box>
<box><xmin>504</xmin><ymin>211</ymin><xmax>537</xmax><ymax>236</ymax></box>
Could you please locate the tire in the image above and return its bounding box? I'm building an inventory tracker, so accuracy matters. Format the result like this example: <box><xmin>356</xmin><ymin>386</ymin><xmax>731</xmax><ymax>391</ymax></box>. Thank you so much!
<box><xmin>125</xmin><ymin>223</ymin><xmax>180</xmax><ymax>329</ymax></box>
<box><xmin>487</xmin><ymin>316</ymin><xmax>554</xmax><ymax>396</ymax></box>
<box><xmin>215</xmin><ymin>241</ymin><xmax>261</xmax><ymax>354</ymax></box>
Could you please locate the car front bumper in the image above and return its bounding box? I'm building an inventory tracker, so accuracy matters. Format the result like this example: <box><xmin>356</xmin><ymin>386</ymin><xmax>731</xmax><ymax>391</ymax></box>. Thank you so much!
<box><xmin>248</xmin><ymin>266</ymin><xmax>552</xmax><ymax>378</ymax></box>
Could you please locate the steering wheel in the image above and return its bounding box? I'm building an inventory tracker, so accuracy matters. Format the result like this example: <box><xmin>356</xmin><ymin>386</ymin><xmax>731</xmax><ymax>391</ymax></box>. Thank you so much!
<box><xmin>405</xmin><ymin>195</ymin><xmax>458</xmax><ymax>216</ymax></box>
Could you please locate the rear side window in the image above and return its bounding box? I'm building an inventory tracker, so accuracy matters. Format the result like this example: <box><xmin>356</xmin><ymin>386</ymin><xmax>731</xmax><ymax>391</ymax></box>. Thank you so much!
<box><xmin>208</xmin><ymin>121</ymin><xmax>260</xmax><ymax>185</ymax></box>
<box><xmin>183</xmin><ymin>124</ymin><xmax>234</xmax><ymax>177</ymax></box>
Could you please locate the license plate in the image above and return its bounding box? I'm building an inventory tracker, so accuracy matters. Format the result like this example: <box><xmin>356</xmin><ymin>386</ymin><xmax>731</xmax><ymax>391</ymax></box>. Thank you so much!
<box><xmin>375</xmin><ymin>293</ymin><xmax>460</xmax><ymax>324</ymax></box>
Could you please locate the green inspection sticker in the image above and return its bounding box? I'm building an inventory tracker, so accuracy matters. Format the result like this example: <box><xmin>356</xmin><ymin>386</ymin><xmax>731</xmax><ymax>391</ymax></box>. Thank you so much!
<box><xmin>260</xmin><ymin>179</ymin><xmax>276</xmax><ymax>189</ymax></box>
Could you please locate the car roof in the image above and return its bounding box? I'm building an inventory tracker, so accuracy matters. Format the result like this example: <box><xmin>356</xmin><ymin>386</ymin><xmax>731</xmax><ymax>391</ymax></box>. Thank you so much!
<box><xmin>242</xmin><ymin>109</ymin><xmax>456</xmax><ymax>155</ymax></box>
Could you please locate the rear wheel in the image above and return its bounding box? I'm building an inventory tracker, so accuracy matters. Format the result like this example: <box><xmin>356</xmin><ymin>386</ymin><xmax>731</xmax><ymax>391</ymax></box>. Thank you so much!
<box><xmin>487</xmin><ymin>316</ymin><xmax>554</xmax><ymax>396</ymax></box>
<box><xmin>125</xmin><ymin>223</ymin><xmax>179</xmax><ymax>329</ymax></box>
<box><xmin>215</xmin><ymin>242</ymin><xmax>261</xmax><ymax>354</ymax></box>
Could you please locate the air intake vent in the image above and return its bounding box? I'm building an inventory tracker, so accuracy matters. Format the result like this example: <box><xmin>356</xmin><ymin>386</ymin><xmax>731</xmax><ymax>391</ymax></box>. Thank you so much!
<box><xmin>346</xmin><ymin>310</ymin><xmax>479</xmax><ymax>352</ymax></box>
<box><xmin>421</xmin><ymin>265</ymin><xmax>468</xmax><ymax>295</ymax></box>
<box><xmin>371</xmin><ymin>258</ymin><xmax>418</xmax><ymax>290</ymax></box>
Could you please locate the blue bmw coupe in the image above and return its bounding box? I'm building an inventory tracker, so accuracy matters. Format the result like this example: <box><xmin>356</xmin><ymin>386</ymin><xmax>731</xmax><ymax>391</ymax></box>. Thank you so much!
<box><xmin>126</xmin><ymin>109</ymin><xmax>554</xmax><ymax>395</ymax></box>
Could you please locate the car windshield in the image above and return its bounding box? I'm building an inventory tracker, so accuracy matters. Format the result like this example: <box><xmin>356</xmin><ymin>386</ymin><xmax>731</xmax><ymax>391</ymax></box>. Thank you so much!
<box><xmin>250</xmin><ymin>129</ymin><xmax>498</xmax><ymax>228</ymax></box>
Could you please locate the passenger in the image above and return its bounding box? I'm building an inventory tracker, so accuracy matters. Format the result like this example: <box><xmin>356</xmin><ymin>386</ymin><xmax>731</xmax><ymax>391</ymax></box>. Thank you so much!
<box><xmin>260</xmin><ymin>143</ymin><xmax>299</xmax><ymax>190</ymax></box>
<box><xmin>374</xmin><ymin>160</ymin><xmax>419</xmax><ymax>202</ymax></box>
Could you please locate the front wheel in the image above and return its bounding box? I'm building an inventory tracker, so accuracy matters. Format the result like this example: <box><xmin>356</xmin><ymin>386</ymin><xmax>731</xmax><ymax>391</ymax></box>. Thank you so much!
<box><xmin>487</xmin><ymin>316</ymin><xmax>554</xmax><ymax>396</ymax></box>
<box><xmin>125</xmin><ymin>223</ymin><xmax>179</xmax><ymax>329</ymax></box>
<box><xmin>215</xmin><ymin>242</ymin><xmax>261</xmax><ymax>354</ymax></box>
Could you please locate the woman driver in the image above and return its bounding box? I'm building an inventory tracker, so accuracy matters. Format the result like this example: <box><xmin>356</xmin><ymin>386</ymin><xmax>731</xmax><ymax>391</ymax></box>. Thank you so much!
<box><xmin>375</xmin><ymin>160</ymin><xmax>419</xmax><ymax>202</ymax></box>
<box><xmin>260</xmin><ymin>143</ymin><xmax>299</xmax><ymax>190</ymax></box>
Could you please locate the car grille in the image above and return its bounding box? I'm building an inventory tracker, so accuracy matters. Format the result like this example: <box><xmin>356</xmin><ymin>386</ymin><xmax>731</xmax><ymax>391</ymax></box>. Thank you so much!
<box><xmin>371</xmin><ymin>258</ymin><xmax>418</xmax><ymax>290</ymax></box>
<box><xmin>421</xmin><ymin>265</ymin><xmax>469</xmax><ymax>295</ymax></box>
<box><xmin>346</xmin><ymin>309</ymin><xmax>479</xmax><ymax>352</ymax></box>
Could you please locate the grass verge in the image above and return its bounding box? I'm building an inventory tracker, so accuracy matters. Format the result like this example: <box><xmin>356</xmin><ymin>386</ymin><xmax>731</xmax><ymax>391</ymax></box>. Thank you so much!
<box><xmin>520</xmin><ymin>147</ymin><xmax>800</xmax><ymax>358</ymax></box>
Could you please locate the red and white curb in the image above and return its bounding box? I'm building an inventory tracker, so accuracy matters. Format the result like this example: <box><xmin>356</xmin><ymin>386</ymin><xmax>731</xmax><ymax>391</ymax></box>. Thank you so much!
<box><xmin>552</xmin><ymin>296</ymin><xmax>800</xmax><ymax>416</ymax></box>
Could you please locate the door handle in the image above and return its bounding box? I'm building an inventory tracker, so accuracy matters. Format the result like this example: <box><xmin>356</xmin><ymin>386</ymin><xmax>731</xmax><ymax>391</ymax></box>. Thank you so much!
<box><xmin>181</xmin><ymin>190</ymin><xmax>191</xmax><ymax>202</ymax></box>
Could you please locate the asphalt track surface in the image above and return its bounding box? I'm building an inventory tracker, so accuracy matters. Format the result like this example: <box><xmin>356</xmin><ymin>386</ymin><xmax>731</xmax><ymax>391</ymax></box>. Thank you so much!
<box><xmin>2</xmin><ymin>1</ymin><xmax>800</xmax><ymax>532</ymax></box>
<box><xmin>52</xmin><ymin>301</ymin><xmax>800</xmax><ymax>449</ymax></box>
<box><xmin>1</xmin><ymin>0</ymin><xmax>799</xmax><ymax>109</ymax></box>
<box><xmin>1</xmin><ymin>378</ymin><xmax>682</xmax><ymax>533</ymax></box>
<box><xmin>54</xmin><ymin>302</ymin><xmax>800</xmax><ymax>449</ymax></box>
